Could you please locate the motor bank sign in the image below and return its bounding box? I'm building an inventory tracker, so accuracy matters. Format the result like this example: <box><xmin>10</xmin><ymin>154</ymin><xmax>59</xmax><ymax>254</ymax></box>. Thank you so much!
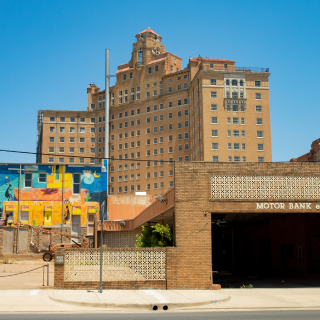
<box><xmin>256</xmin><ymin>203</ymin><xmax>320</xmax><ymax>210</ymax></box>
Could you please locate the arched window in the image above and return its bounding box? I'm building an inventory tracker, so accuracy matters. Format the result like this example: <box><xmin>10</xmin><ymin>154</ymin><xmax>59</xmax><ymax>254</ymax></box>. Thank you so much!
<box><xmin>138</xmin><ymin>47</ymin><xmax>143</xmax><ymax>63</ymax></box>
<box><xmin>232</xmin><ymin>80</ymin><xmax>237</xmax><ymax>86</ymax></box>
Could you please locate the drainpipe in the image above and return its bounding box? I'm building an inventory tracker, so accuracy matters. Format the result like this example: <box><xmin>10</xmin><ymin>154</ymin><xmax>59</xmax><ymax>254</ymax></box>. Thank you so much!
<box><xmin>16</xmin><ymin>164</ymin><xmax>22</xmax><ymax>254</ymax></box>
<box><xmin>61</xmin><ymin>165</ymin><xmax>65</xmax><ymax>242</ymax></box>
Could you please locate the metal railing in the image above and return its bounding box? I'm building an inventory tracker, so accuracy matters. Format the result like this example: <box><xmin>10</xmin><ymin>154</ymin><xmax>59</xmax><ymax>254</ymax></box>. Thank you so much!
<box><xmin>235</xmin><ymin>67</ymin><xmax>269</xmax><ymax>73</ymax></box>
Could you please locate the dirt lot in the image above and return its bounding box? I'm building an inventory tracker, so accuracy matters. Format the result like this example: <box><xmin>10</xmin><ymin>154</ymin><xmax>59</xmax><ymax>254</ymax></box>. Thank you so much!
<box><xmin>0</xmin><ymin>257</ymin><xmax>54</xmax><ymax>289</ymax></box>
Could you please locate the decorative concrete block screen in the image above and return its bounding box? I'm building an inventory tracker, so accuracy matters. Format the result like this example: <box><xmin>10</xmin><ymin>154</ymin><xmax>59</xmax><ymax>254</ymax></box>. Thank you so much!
<box><xmin>64</xmin><ymin>249</ymin><xmax>166</xmax><ymax>282</ymax></box>
<box><xmin>211</xmin><ymin>176</ymin><xmax>320</xmax><ymax>200</ymax></box>
<box><xmin>103</xmin><ymin>229</ymin><xmax>142</xmax><ymax>248</ymax></box>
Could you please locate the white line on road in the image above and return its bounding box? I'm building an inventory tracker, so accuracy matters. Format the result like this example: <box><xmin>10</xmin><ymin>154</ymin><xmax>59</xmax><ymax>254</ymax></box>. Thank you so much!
<box><xmin>29</xmin><ymin>290</ymin><xmax>39</xmax><ymax>296</ymax></box>
<box><xmin>143</xmin><ymin>290</ymin><xmax>168</xmax><ymax>303</ymax></box>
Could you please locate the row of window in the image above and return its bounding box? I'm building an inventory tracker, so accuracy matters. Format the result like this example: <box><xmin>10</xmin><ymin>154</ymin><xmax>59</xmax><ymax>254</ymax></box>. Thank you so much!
<box><xmin>209</xmin><ymin>79</ymin><xmax>261</xmax><ymax>87</ymax></box>
<box><xmin>112</xmin><ymin>122</ymin><xmax>189</xmax><ymax>132</ymax></box>
<box><xmin>111</xmin><ymin>169</ymin><xmax>174</xmax><ymax>183</ymax></box>
<box><xmin>49</xmin><ymin>137</ymin><xmax>103</xmax><ymax>143</ymax></box>
<box><xmin>212</xmin><ymin>156</ymin><xmax>264</xmax><ymax>162</ymax></box>
<box><xmin>115</xmin><ymin>181</ymin><xmax>174</xmax><ymax>193</ymax></box>
<box><xmin>211</xmin><ymin>143</ymin><xmax>264</xmax><ymax>151</ymax></box>
<box><xmin>49</xmin><ymin>127</ymin><xmax>99</xmax><ymax>134</ymax></box>
<box><xmin>211</xmin><ymin>130</ymin><xmax>263</xmax><ymax>138</ymax></box>
<box><xmin>211</xmin><ymin>117</ymin><xmax>264</xmax><ymax>125</ymax></box>
<box><xmin>49</xmin><ymin>117</ymin><xmax>97</xmax><ymax>123</ymax></box>
<box><xmin>47</xmin><ymin>157</ymin><xmax>97</xmax><ymax>164</ymax></box>
<box><xmin>210</xmin><ymin>92</ymin><xmax>262</xmax><ymax>100</ymax></box>
<box><xmin>49</xmin><ymin>147</ymin><xmax>98</xmax><ymax>154</ymax></box>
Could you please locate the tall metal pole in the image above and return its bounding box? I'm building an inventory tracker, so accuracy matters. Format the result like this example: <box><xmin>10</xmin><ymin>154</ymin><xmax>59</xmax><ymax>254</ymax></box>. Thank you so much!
<box><xmin>105</xmin><ymin>49</ymin><xmax>110</xmax><ymax>166</ymax></box>
<box><xmin>16</xmin><ymin>164</ymin><xmax>22</xmax><ymax>254</ymax></box>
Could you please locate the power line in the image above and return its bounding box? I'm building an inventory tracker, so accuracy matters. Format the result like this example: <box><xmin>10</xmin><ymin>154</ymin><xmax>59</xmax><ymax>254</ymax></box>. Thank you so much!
<box><xmin>0</xmin><ymin>148</ymin><xmax>308</xmax><ymax>163</ymax></box>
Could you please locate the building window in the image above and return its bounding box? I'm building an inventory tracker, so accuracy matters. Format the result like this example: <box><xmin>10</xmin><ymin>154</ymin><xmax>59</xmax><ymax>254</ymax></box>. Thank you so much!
<box><xmin>60</xmin><ymin>127</ymin><xmax>65</xmax><ymax>133</ymax></box>
<box><xmin>234</xmin><ymin>156</ymin><xmax>240</xmax><ymax>162</ymax></box>
<box><xmin>258</xmin><ymin>144</ymin><xmax>264</xmax><ymax>151</ymax></box>
<box><xmin>23</xmin><ymin>172</ymin><xmax>32</xmax><ymax>188</ymax></box>
<box><xmin>79</xmin><ymin>148</ymin><xmax>84</xmax><ymax>153</ymax></box>
<box><xmin>241</xmin><ymin>118</ymin><xmax>245</xmax><ymax>125</ymax></box>
<box><xmin>234</xmin><ymin>143</ymin><xmax>240</xmax><ymax>150</ymax></box>
<box><xmin>233</xmin><ymin>130</ymin><xmax>239</xmax><ymax>137</ymax></box>
<box><xmin>255</xmin><ymin>80</ymin><xmax>261</xmax><ymax>87</ymax></box>
<box><xmin>148</xmin><ymin>67</ymin><xmax>151</xmax><ymax>74</ymax></box>
<box><xmin>49</xmin><ymin>127</ymin><xmax>55</xmax><ymax>132</ymax></box>
<box><xmin>168</xmin><ymin>86</ymin><xmax>172</xmax><ymax>93</ymax></box>
<box><xmin>242</xmin><ymin>156</ymin><xmax>246</xmax><ymax>162</ymax></box>
<box><xmin>211</xmin><ymin>104</ymin><xmax>217</xmax><ymax>111</ymax></box>
<box><xmin>211</xmin><ymin>117</ymin><xmax>218</xmax><ymax>124</ymax></box>
<box><xmin>73</xmin><ymin>173</ymin><xmax>81</xmax><ymax>194</ymax></box>
<box><xmin>256</xmin><ymin>105</ymin><xmax>262</xmax><ymax>113</ymax></box>
<box><xmin>168</xmin><ymin>146</ymin><xmax>173</xmax><ymax>153</ymax></box>
<box><xmin>49</xmin><ymin>147</ymin><xmax>54</xmax><ymax>153</ymax></box>
<box><xmin>212</xmin><ymin>156</ymin><xmax>219</xmax><ymax>162</ymax></box>
<box><xmin>256</xmin><ymin>118</ymin><xmax>263</xmax><ymax>125</ymax></box>
<box><xmin>233</xmin><ymin>118</ymin><xmax>239</xmax><ymax>125</ymax></box>
<box><xmin>228</xmin><ymin>143</ymin><xmax>232</xmax><ymax>150</ymax></box>
<box><xmin>258</xmin><ymin>157</ymin><xmax>265</xmax><ymax>162</ymax></box>
<box><xmin>70</xmin><ymin>147</ymin><xmax>75</xmax><ymax>153</ymax></box>
<box><xmin>255</xmin><ymin>93</ymin><xmax>262</xmax><ymax>100</ymax></box>
<box><xmin>49</xmin><ymin>137</ymin><xmax>54</xmax><ymax>143</ymax></box>
<box><xmin>168</xmin><ymin>124</ymin><xmax>172</xmax><ymax>130</ymax></box>
<box><xmin>227</xmin><ymin>117</ymin><xmax>231</xmax><ymax>124</ymax></box>
<box><xmin>48</xmin><ymin>157</ymin><xmax>54</xmax><ymax>163</ymax></box>
<box><xmin>177</xmin><ymin>84</ymin><xmax>181</xmax><ymax>91</ymax></box>
<box><xmin>59</xmin><ymin>158</ymin><xmax>64</xmax><ymax>163</ymax></box>
<box><xmin>228</xmin><ymin>156</ymin><xmax>232</xmax><ymax>162</ymax></box>
<box><xmin>212</xmin><ymin>130</ymin><xmax>218</xmax><ymax>137</ymax></box>
<box><xmin>242</xmin><ymin>143</ymin><xmax>246</xmax><ymax>150</ymax></box>
<box><xmin>50</xmin><ymin>117</ymin><xmax>55</xmax><ymax>122</ymax></box>
<box><xmin>138</xmin><ymin>47</ymin><xmax>143</xmax><ymax>62</ymax></box>
<box><xmin>59</xmin><ymin>147</ymin><xmax>64</xmax><ymax>153</ymax></box>
<box><xmin>211</xmin><ymin>91</ymin><xmax>217</xmax><ymax>98</ymax></box>
<box><xmin>227</xmin><ymin>130</ymin><xmax>231</xmax><ymax>137</ymax></box>
<box><xmin>257</xmin><ymin>131</ymin><xmax>263</xmax><ymax>138</ymax></box>
<box><xmin>210</xmin><ymin>79</ymin><xmax>216</xmax><ymax>85</ymax></box>
<box><xmin>212</xmin><ymin>143</ymin><xmax>218</xmax><ymax>150</ymax></box>
<box><xmin>129</xmin><ymin>72</ymin><xmax>133</xmax><ymax>79</ymax></box>
<box><xmin>241</xmin><ymin>130</ymin><xmax>246</xmax><ymax>138</ymax></box>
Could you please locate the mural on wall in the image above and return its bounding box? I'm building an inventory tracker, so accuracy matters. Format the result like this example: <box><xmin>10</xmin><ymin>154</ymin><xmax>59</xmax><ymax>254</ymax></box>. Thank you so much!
<box><xmin>0</xmin><ymin>163</ymin><xmax>107</xmax><ymax>227</ymax></box>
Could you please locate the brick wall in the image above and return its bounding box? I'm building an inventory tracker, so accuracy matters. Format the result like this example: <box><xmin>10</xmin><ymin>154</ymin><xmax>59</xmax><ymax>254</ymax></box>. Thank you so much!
<box><xmin>54</xmin><ymin>247</ymin><xmax>172</xmax><ymax>290</ymax></box>
<box><xmin>172</xmin><ymin>161</ymin><xmax>320</xmax><ymax>289</ymax></box>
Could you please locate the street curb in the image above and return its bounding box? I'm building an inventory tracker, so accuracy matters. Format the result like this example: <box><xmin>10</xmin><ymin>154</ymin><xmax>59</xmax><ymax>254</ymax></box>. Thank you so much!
<box><xmin>49</xmin><ymin>295</ymin><xmax>230</xmax><ymax>310</ymax></box>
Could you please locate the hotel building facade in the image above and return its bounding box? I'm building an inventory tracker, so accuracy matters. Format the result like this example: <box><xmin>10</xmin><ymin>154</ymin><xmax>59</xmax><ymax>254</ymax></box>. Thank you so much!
<box><xmin>37</xmin><ymin>28</ymin><xmax>272</xmax><ymax>195</ymax></box>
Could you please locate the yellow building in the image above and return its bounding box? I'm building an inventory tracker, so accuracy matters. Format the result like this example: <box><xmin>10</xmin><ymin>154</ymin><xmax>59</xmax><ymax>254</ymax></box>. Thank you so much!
<box><xmin>37</xmin><ymin>28</ymin><xmax>272</xmax><ymax>195</ymax></box>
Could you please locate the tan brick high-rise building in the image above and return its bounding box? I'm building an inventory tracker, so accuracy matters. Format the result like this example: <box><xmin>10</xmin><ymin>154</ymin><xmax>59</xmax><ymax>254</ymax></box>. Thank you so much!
<box><xmin>37</xmin><ymin>28</ymin><xmax>272</xmax><ymax>195</ymax></box>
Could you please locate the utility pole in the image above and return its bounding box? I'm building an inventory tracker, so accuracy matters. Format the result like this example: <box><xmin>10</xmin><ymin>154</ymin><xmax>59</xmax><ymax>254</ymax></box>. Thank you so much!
<box><xmin>99</xmin><ymin>49</ymin><xmax>110</xmax><ymax>293</ymax></box>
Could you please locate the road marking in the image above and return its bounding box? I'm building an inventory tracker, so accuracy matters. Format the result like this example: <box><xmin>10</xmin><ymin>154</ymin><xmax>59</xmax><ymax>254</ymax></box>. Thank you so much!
<box><xmin>143</xmin><ymin>290</ymin><xmax>168</xmax><ymax>303</ymax></box>
<box><xmin>29</xmin><ymin>290</ymin><xmax>39</xmax><ymax>296</ymax></box>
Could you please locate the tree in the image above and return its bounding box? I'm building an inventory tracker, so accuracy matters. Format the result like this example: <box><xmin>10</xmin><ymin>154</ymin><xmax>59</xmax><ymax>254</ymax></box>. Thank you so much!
<box><xmin>135</xmin><ymin>223</ymin><xmax>173</xmax><ymax>247</ymax></box>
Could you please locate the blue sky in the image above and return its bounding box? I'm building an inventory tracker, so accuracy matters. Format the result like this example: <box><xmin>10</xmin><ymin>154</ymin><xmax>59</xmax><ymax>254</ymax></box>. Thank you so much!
<box><xmin>0</xmin><ymin>0</ymin><xmax>319</xmax><ymax>163</ymax></box>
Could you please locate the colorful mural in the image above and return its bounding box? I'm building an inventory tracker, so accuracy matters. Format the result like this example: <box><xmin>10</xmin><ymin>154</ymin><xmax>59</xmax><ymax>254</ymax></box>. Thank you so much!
<box><xmin>0</xmin><ymin>163</ymin><xmax>107</xmax><ymax>229</ymax></box>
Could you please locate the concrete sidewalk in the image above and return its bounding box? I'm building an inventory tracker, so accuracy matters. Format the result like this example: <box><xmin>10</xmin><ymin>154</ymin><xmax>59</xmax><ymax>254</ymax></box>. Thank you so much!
<box><xmin>0</xmin><ymin>288</ymin><xmax>320</xmax><ymax>313</ymax></box>
<box><xmin>50</xmin><ymin>289</ymin><xmax>229</xmax><ymax>310</ymax></box>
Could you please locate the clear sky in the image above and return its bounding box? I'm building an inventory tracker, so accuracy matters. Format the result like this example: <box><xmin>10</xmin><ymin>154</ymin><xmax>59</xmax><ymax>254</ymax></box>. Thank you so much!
<box><xmin>0</xmin><ymin>0</ymin><xmax>319</xmax><ymax>163</ymax></box>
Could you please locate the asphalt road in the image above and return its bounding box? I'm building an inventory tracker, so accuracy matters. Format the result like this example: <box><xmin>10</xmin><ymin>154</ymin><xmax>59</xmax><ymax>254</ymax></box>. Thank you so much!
<box><xmin>1</xmin><ymin>311</ymin><xmax>320</xmax><ymax>320</ymax></box>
